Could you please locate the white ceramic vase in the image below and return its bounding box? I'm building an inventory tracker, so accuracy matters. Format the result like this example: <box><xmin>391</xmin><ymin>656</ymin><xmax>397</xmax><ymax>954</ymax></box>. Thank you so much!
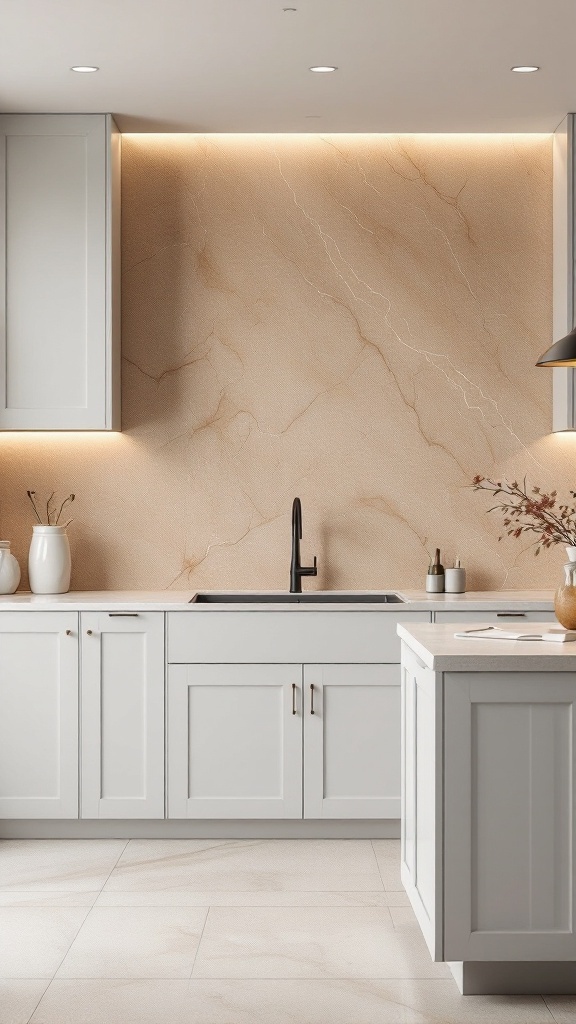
<box><xmin>28</xmin><ymin>525</ymin><xmax>71</xmax><ymax>594</ymax></box>
<box><xmin>0</xmin><ymin>541</ymin><xmax>21</xmax><ymax>594</ymax></box>
<box><xmin>566</xmin><ymin>546</ymin><xmax>576</xmax><ymax>563</ymax></box>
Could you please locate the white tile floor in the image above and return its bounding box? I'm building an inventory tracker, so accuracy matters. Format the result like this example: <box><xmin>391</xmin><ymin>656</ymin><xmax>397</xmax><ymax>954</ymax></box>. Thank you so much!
<box><xmin>0</xmin><ymin>838</ymin><xmax>572</xmax><ymax>1023</ymax></box>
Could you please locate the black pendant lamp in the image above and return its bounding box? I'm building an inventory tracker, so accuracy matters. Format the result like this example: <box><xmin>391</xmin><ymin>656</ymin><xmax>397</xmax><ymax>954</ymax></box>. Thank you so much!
<box><xmin>536</xmin><ymin>326</ymin><xmax>576</xmax><ymax>366</ymax></box>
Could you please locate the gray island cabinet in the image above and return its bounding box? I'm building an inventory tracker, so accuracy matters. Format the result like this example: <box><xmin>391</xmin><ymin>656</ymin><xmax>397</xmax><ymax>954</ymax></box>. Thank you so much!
<box><xmin>399</xmin><ymin>621</ymin><xmax>576</xmax><ymax>995</ymax></box>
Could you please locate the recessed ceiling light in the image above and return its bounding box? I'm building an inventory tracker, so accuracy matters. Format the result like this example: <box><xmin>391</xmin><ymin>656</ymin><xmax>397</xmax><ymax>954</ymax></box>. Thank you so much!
<box><xmin>511</xmin><ymin>65</ymin><xmax>539</xmax><ymax>73</ymax></box>
<box><xmin>309</xmin><ymin>66</ymin><xmax>337</xmax><ymax>73</ymax></box>
<box><xmin>70</xmin><ymin>65</ymin><xmax>99</xmax><ymax>73</ymax></box>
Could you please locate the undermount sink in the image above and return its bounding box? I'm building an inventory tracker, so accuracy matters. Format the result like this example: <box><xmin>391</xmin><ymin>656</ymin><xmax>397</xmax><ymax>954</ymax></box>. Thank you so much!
<box><xmin>190</xmin><ymin>592</ymin><xmax>404</xmax><ymax>604</ymax></box>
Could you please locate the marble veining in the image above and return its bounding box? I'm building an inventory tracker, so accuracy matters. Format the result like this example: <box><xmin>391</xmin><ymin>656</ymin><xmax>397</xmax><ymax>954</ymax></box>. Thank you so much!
<box><xmin>0</xmin><ymin>134</ymin><xmax>565</xmax><ymax>592</ymax></box>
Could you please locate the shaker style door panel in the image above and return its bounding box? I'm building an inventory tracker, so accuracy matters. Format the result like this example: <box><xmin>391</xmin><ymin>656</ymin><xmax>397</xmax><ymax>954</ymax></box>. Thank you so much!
<box><xmin>168</xmin><ymin>664</ymin><xmax>302</xmax><ymax>819</ymax></box>
<box><xmin>0</xmin><ymin>113</ymin><xmax>120</xmax><ymax>429</ymax></box>
<box><xmin>0</xmin><ymin>612</ymin><xmax>79</xmax><ymax>818</ymax></box>
<box><xmin>444</xmin><ymin>671</ymin><xmax>576</xmax><ymax>962</ymax></box>
<box><xmin>81</xmin><ymin>612</ymin><xmax>165</xmax><ymax>819</ymax></box>
<box><xmin>303</xmin><ymin>664</ymin><xmax>401</xmax><ymax>819</ymax></box>
<box><xmin>400</xmin><ymin>645</ymin><xmax>443</xmax><ymax>961</ymax></box>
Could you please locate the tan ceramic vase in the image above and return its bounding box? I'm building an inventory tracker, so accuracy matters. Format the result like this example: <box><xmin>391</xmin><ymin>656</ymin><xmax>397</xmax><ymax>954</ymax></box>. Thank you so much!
<box><xmin>554</xmin><ymin>562</ymin><xmax>576</xmax><ymax>629</ymax></box>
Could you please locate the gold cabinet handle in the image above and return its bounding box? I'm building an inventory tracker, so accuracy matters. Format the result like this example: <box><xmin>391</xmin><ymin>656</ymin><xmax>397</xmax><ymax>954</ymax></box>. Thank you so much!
<box><xmin>310</xmin><ymin>683</ymin><xmax>315</xmax><ymax>715</ymax></box>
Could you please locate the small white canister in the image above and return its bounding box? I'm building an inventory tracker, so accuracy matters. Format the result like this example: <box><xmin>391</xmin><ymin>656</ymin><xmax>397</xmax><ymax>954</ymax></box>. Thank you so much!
<box><xmin>0</xmin><ymin>542</ymin><xmax>21</xmax><ymax>594</ymax></box>
<box><xmin>28</xmin><ymin>525</ymin><xmax>71</xmax><ymax>595</ymax></box>
<box><xmin>445</xmin><ymin>559</ymin><xmax>466</xmax><ymax>594</ymax></box>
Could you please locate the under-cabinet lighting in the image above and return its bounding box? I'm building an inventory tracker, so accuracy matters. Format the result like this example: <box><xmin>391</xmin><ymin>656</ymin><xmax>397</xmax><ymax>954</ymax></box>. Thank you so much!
<box><xmin>309</xmin><ymin>66</ymin><xmax>337</xmax><ymax>73</ymax></box>
<box><xmin>70</xmin><ymin>66</ymin><xmax>99</xmax><ymax>73</ymax></box>
<box><xmin>511</xmin><ymin>66</ymin><xmax>539</xmax><ymax>73</ymax></box>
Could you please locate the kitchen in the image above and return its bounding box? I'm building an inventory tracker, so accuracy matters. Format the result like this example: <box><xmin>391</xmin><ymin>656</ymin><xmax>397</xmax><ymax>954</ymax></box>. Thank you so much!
<box><xmin>0</xmin><ymin>2</ymin><xmax>575</xmax><ymax>1022</ymax></box>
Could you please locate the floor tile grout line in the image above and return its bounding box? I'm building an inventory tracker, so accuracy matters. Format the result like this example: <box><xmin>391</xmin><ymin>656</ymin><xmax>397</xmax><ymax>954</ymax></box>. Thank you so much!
<box><xmin>46</xmin><ymin>840</ymin><xmax>131</xmax><ymax>987</ymax></box>
<box><xmin>96</xmin><ymin>839</ymin><xmax>131</xmax><ymax>893</ymax></box>
<box><xmin>189</xmin><ymin>906</ymin><xmax>211</xmax><ymax>979</ymax></box>
<box><xmin>93</xmin><ymin>891</ymin><xmax>407</xmax><ymax>900</ymax></box>
<box><xmin>370</xmin><ymin>838</ymin><xmax>388</xmax><ymax>893</ymax></box>
<box><xmin>5</xmin><ymin>973</ymin><xmax>486</xmax><ymax>981</ymax></box>
<box><xmin>19</xmin><ymin>906</ymin><xmax>93</xmax><ymax>1015</ymax></box>
<box><xmin>543</xmin><ymin>996</ymin><xmax>569</xmax><ymax>1023</ymax></box>
<box><xmin>21</xmin><ymin>979</ymin><xmax>52</xmax><ymax>1024</ymax></box>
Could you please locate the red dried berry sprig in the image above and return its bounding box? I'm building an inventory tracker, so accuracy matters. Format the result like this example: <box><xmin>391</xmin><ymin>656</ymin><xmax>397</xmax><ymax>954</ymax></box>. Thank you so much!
<box><xmin>472</xmin><ymin>476</ymin><xmax>576</xmax><ymax>556</ymax></box>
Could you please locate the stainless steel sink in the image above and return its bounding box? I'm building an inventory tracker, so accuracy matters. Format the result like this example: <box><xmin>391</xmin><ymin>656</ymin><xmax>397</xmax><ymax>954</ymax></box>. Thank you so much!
<box><xmin>190</xmin><ymin>592</ymin><xmax>404</xmax><ymax>604</ymax></box>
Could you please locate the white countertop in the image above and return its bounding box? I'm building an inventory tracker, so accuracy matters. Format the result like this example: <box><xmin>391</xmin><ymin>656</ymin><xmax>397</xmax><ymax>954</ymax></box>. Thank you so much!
<box><xmin>398</xmin><ymin>621</ymin><xmax>576</xmax><ymax>672</ymax></box>
<box><xmin>0</xmin><ymin>589</ymin><xmax>555</xmax><ymax>612</ymax></box>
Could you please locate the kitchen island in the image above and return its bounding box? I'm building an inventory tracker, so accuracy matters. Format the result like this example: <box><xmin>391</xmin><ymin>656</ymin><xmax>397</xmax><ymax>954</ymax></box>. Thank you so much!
<box><xmin>398</xmin><ymin>621</ymin><xmax>576</xmax><ymax>995</ymax></box>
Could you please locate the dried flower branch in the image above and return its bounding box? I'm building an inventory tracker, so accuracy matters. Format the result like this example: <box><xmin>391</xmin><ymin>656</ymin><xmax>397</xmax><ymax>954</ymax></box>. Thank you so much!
<box><xmin>55</xmin><ymin>494</ymin><xmax>75</xmax><ymax>525</ymax></box>
<box><xmin>472</xmin><ymin>476</ymin><xmax>576</xmax><ymax>555</ymax></box>
<box><xmin>26</xmin><ymin>490</ymin><xmax>43</xmax><ymax>525</ymax></box>
<box><xmin>46</xmin><ymin>492</ymin><xmax>55</xmax><ymax>525</ymax></box>
<box><xmin>26</xmin><ymin>490</ymin><xmax>75</xmax><ymax>527</ymax></box>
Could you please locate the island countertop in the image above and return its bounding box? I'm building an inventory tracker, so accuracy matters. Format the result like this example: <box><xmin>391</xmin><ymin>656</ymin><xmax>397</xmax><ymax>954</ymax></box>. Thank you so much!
<box><xmin>397</xmin><ymin>620</ymin><xmax>576</xmax><ymax>672</ymax></box>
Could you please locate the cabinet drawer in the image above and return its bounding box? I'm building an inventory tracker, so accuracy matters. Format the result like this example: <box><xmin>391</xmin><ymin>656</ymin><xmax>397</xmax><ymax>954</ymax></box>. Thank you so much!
<box><xmin>168</xmin><ymin>611</ymin><xmax>431</xmax><ymax>664</ymax></box>
<box><xmin>434</xmin><ymin>610</ymin><xmax>556</xmax><ymax>625</ymax></box>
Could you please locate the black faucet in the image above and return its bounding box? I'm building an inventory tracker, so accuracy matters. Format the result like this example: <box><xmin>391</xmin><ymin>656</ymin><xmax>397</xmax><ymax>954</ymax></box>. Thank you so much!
<box><xmin>290</xmin><ymin>497</ymin><xmax>318</xmax><ymax>593</ymax></box>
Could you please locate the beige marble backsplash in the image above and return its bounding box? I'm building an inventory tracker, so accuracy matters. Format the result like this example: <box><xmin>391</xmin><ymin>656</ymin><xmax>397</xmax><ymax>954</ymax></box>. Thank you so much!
<box><xmin>1</xmin><ymin>133</ymin><xmax>571</xmax><ymax>591</ymax></box>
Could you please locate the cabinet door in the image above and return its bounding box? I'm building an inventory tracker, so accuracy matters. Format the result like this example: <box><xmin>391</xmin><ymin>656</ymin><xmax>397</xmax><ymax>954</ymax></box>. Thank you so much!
<box><xmin>303</xmin><ymin>664</ymin><xmax>400</xmax><ymax>819</ymax></box>
<box><xmin>81</xmin><ymin>612</ymin><xmax>165</xmax><ymax>819</ymax></box>
<box><xmin>168</xmin><ymin>664</ymin><xmax>302</xmax><ymax>819</ymax></box>
<box><xmin>0</xmin><ymin>113</ymin><xmax>120</xmax><ymax>430</ymax></box>
<box><xmin>444</xmin><ymin>670</ymin><xmax>576</xmax><ymax>962</ymax></box>
<box><xmin>0</xmin><ymin>612</ymin><xmax>79</xmax><ymax>818</ymax></box>
<box><xmin>400</xmin><ymin>645</ymin><xmax>443</xmax><ymax>961</ymax></box>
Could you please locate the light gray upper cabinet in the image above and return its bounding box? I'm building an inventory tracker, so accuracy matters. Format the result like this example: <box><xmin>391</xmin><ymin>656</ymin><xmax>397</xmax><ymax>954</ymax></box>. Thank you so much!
<box><xmin>0</xmin><ymin>114</ymin><xmax>120</xmax><ymax>430</ymax></box>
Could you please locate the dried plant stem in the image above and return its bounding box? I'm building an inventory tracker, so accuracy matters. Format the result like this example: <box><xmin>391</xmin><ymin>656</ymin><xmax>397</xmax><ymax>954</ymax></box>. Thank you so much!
<box><xmin>473</xmin><ymin>476</ymin><xmax>576</xmax><ymax>555</ymax></box>
<box><xmin>26</xmin><ymin>490</ymin><xmax>43</xmax><ymax>525</ymax></box>
<box><xmin>46</xmin><ymin>492</ymin><xmax>55</xmax><ymax>526</ymax></box>
<box><xmin>26</xmin><ymin>490</ymin><xmax>76</xmax><ymax>527</ymax></box>
<box><xmin>55</xmin><ymin>494</ymin><xmax>75</xmax><ymax>525</ymax></box>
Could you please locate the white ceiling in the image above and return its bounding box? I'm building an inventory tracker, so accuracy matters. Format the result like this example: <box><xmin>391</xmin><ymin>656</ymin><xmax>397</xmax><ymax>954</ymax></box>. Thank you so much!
<box><xmin>1</xmin><ymin>0</ymin><xmax>575</xmax><ymax>132</ymax></box>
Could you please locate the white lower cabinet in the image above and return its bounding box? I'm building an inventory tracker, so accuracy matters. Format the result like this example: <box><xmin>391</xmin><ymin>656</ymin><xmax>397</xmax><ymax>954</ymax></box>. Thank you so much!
<box><xmin>444</xmin><ymin>670</ymin><xmax>576</xmax><ymax>962</ymax></box>
<box><xmin>167</xmin><ymin>662</ymin><xmax>401</xmax><ymax>820</ymax></box>
<box><xmin>0</xmin><ymin>612</ymin><xmax>79</xmax><ymax>819</ymax></box>
<box><xmin>81</xmin><ymin>612</ymin><xmax>165</xmax><ymax>818</ymax></box>
<box><xmin>304</xmin><ymin>664</ymin><xmax>401</xmax><ymax>819</ymax></box>
<box><xmin>168</xmin><ymin>664</ymin><xmax>303</xmax><ymax>819</ymax></box>
<box><xmin>401</xmin><ymin>641</ymin><xmax>576</xmax><ymax>965</ymax></box>
<box><xmin>400</xmin><ymin>647</ymin><xmax>443</xmax><ymax>960</ymax></box>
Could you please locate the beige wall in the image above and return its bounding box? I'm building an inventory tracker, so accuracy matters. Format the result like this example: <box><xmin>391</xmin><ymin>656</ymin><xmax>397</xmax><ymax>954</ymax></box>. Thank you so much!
<box><xmin>1</xmin><ymin>133</ymin><xmax>571</xmax><ymax>592</ymax></box>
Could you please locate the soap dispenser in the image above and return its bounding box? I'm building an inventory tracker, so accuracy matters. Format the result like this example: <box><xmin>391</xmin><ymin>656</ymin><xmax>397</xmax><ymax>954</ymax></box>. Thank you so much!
<box><xmin>426</xmin><ymin>549</ymin><xmax>445</xmax><ymax>593</ymax></box>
